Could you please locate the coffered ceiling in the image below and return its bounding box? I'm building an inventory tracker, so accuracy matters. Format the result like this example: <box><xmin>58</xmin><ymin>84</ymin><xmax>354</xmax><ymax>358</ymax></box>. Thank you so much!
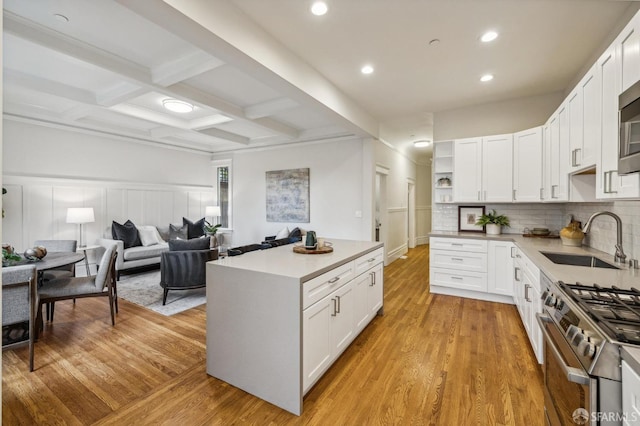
<box><xmin>3</xmin><ymin>0</ymin><xmax>638</xmax><ymax>163</ymax></box>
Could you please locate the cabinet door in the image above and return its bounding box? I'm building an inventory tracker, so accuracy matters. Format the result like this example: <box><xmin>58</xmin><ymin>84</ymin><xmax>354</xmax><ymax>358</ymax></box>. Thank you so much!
<box><xmin>555</xmin><ymin>104</ymin><xmax>570</xmax><ymax>201</ymax></box>
<box><xmin>568</xmin><ymin>89</ymin><xmax>583</xmax><ymax>170</ymax></box>
<box><xmin>487</xmin><ymin>241</ymin><xmax>515</xmax><ymax>297</ymax></box>
<box><xmin>453</xmin><ymin>137</ymin><xmax>482</xmax><ymax>202</ymax></box>
<box><xmin>482</xmin><ymin>134</ymin><xmax>513</xmax><ymax>202</ymax></box>
<box><xmin>620</xmin><ymin>14</ymin><xmax>640</xmax><ymax>92</ymax></box>
<box><xmin>542</xmin><ymin>122</ymin><xmax>552</xmax><ymax>200</ymax></box>
<box><xmin>303</xmin><ymin>297</ymin><xmax>332</xmax><ymax>392</ymax></box>
<box><xmin>330</xmin><ymin>281</ymin><xmax>355</xmax><ymax>356</ymax></box>
<box><xmin>513</xmin><ymin>127</ymin><xmax>543</xmax><ymax>202</ymax></box>
<box><xmin>368</xmin><ymin>263</ymin><xmax>383</xmax><ymax>316</ymax></box>
<box><xmin>581</xmin><ymin>64</ymin><xmax>600</xmax><ymax>169</ymax></box>
<box><xmin>529</xmin><ymin>284</ymin><xmax>543</xmax><ymax>364</ymax></box>
<box><xmin>353</xmin><ymin>272</ymin><xmax>372</xmax><ymax>333</ymax></box>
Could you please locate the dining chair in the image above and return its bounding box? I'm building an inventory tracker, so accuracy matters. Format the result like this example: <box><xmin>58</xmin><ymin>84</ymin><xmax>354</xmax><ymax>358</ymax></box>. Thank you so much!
<box><xmin>2</xmin><ymin>265</ymin><xmax>37</xmax><ymax>371</ymax></box>
<box><xmin>34</xmin><ymin>239</ymin><xmax>78</xmax><ymax>322</ymax></box>
<box><xmin>36</xmin><ymin>245</ymin><xmax>118</xmax><ymax>336</ymax></box>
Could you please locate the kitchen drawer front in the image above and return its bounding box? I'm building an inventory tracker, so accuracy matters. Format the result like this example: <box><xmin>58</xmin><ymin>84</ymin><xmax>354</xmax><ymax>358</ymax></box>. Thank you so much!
<box><xmin>302</xmin><ymin>262</ymin><xmax>355</xmax><ymax>310</ymax></box>
<box><xmin>430</xmin><ymin>268</ymin><xmax>488</xmax><ymax>292</ymax></box>
<box><xmin>354</xmin><ymin>247</ymin><xmax>384</xmax><ymax>276</ymax></box>
<box><xmin>430</xmin><ymin>237</ymin><xmax>487</xmax><ymax>253</ymax></box>
<box><xmin>430</xmin><ymin>250</ymin><xmax>487</xmax><ymax>272</ymax></box>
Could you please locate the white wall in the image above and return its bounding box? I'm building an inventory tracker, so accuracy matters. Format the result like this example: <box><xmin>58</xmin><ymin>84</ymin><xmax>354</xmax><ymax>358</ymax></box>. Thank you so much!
<box><xmin>433</xmin><ymin>92</ymin><xmax>564</xmax><ymax>141</ymax></box>
<box><xmin>224</xmin><ymin>138</ymin><xmax>372</xmax><ymax>246</ymax></box>
<box><xmin>374</xmin><ymin>141</ymin><xmax>417</xmax><ymax>263</ymax></box>
<box><xmin>416</xmin><ymin>162</ymin><xmax>432</xmax><ymax>245</ymax></box>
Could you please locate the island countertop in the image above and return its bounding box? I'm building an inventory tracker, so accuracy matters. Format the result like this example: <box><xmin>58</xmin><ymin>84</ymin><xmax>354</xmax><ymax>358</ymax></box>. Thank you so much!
<box><xmin>211</xmin><ymin>238</ymin><xmax>383</xmax><ymax>282</ymax></box>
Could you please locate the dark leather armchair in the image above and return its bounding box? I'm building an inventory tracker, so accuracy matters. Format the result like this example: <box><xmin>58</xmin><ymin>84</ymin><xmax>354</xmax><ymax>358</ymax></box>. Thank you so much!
<box><xmin>160</xmin><ymin>247</ymin><xmax>218</xmax><ymax>305</ymax></box>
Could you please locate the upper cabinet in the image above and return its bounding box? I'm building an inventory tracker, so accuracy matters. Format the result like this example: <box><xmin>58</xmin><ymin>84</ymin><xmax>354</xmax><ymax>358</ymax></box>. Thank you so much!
<box><xmin>453</xmin><ymin>135</ymin><xmax>513</xmax><ymax>203</ymax></box>
<box><xmin>569</xmin><ymin>63</ymin><xmax>600</xmax><ymax>172</ymax></box>
<box><xmin>513</xmin><ymin>127</ymin><xmax>543</xmax><ymax>202</ymax></box>
<box><xmin>597</xmin><ymin>19</ymin><xmax>640</xmax><ymax>199</ymax></box>
<box><xmin>543</xmin><ymin>104</ymin><xmax>570</xmax><ymax>201</ymax></box>
<box><xmin>433</xmin><ymin>141</ymin><xmax>454</xmax><ymax>204</ymax></box>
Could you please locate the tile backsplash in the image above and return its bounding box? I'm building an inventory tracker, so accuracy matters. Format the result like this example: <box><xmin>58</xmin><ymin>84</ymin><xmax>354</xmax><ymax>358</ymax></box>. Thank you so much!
<box><xmin>432</xmin><ymin>200</ymin><xmax>640</xmax><ymax>261</ymax></box>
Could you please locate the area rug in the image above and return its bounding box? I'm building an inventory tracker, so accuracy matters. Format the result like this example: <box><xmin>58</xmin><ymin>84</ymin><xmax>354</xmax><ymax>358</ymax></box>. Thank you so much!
<box><xmin>116</xmin><ymin>270</ymin><xmax>206</xmax><ymax>316</ymax></box>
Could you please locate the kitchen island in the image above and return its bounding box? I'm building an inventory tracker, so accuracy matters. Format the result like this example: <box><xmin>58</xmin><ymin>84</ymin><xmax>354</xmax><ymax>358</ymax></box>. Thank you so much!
<box><xmin>206</xmin><ymin>239</ymin><xmax>384</xmax><ymax>415</ymax></box>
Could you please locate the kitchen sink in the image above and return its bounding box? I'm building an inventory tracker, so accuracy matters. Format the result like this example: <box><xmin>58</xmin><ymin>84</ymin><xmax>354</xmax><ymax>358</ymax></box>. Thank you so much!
<box><xmin>540</xmin><ymin>252</ymin><xmax>619</xmax><ymax>269</ymax></box>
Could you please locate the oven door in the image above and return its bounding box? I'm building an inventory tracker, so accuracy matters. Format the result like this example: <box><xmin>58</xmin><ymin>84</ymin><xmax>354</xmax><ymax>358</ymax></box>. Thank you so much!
<box><xmin>537</xmin><ymin>313</ymin><xmax>596</xmax><ymax>426</ymax></box>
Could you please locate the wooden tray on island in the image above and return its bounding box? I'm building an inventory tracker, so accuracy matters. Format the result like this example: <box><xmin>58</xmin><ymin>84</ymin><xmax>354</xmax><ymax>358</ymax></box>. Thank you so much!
<box><xmin>293</xmin><ymin>245</ymin><xmax>334</xmax><ymax>254</ymax></box>
<box><xmin>522</xmin><ymin>233</ymin><xmax>560</xmax><ymax>239</ymax></box>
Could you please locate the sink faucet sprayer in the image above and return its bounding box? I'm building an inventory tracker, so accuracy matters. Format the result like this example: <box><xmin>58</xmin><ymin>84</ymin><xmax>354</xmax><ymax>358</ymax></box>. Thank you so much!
<box><xmin>581</xmin><ymin>211</ymin><xmax>627</xmax><ymax>264</ymax></box>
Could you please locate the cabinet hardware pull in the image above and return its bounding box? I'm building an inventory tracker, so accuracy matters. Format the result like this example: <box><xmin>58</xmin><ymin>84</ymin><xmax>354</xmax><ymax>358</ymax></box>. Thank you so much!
<box><xmin>370</xmin><ymin>272</ymin><xmax>375</xmax><ymax>286</ymax></box>
<box><xmin>328</xmin><ymin>277</ymin><xmax>340</xmax><ymax>284</ymax></box>
<box><xmin>451</xmin><ymin>276</ymin><xmax>463</xmax><ymax>280</ymax></box>
<box><xmin>336</xmin><ymin>295</ymin><xmax>341</xmax><ymax>313</ymax></box>
<box><xmin>539</xmin><ymin>188</ymin><xmax>544</xmax><ymax>200</ymax></box>
<box><xmin>575</xmin><ymin>148</ymin><xmax>581</xmax><ymax>166</ymax></box>
<box><xmin>525</xmin><ymin>284</ymin><xmax>531</xmax><ymax>302</ymax></box>
<box><xmin>551</xmin><ymin>185</ymin><xmax>557</xmax><ymax>199</ymax></box>
<box><xmin>606</xmin><ymin>170</ymin><xmax>618</xmax><ymax>194</ymax></box>
<box><xmin>477</xmin><ymin>190</ymin><xmax>481</xmax><ymax>201</ymax></box>
<box><xmin>331</xmin><ymin>298</ymin><xmax>337</xmax><ymax>316</ymax></box>
<box><xmin>451</xmin><ymin>257</ymin><xmax>464</xmax><ymax>261</ymax></box>
<box><xmin>514</xmin><ymin>267</ymin><xmax>521</xmax><ymax>281</ymax></box>
<box><xmin>451</xmin><ymin>243</ymin><xmax>463</xmax><ymax>246</ymax></box>
<box><xmin>513</xmin><ymin>189</ymin><xmax>516</xmax><ymax>201</ymax></box>
<box><xmin>368</xmin><ymin>258</ymin><xmax>376</xmax><ymax>262</ymax></box>
<box><xmin>510</xmin><ymin>247</ymin><xmax>516</xmax><ymax>258</ymax></box>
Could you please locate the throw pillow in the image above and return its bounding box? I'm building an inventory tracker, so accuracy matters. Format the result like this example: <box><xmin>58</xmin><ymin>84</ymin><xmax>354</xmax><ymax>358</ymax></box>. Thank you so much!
<box><xmin>289</xmin><ymin>227</ymin><xmax>302</xmax><ymax>239</ymax></box>
<box><xmin>112</xmin><ymin>220</ymin><xmax>142</xmax><ymax>249</ymax></box>
<box><xmin>137</xmin><ymin>225</ymin><xmax>160</xmax><ymax>247</ymax></box>
<box><xmin>275</xmin><ymin>226</ymin><xmax>290</xmax><ymax>239</ymax></box>
<box><xmin>168</xmin><ymin>236</ymin><xmax>211</xmax><ymax>251</ymax></box>
<box><xmin>183</xmin><ymin>217</ymin><xmax>206</xmax><ymax>239</ymax></box>
<box><xmin>169</xmin><ymin>223</ymin><xmax>188</xmax><ymax>240</ymax></box>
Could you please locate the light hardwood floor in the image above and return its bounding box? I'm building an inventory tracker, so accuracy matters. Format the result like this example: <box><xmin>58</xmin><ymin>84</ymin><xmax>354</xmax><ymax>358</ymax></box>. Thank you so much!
<box><xmin>3</xmin><ymin>245</ymin><xmax>544</xmax><ymax>425</ymax></box>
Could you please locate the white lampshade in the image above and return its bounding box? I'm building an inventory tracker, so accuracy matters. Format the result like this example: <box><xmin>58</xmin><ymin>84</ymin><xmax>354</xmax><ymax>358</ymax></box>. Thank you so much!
<box><xmin>205</xmin><ymin>206</ymin><xmax>221</xmax><ymax>217</ymax></box>
<box><xmin>66</xmin><ymin>207</ymin><xmax>95</xmax><ymax>224</ymax></box>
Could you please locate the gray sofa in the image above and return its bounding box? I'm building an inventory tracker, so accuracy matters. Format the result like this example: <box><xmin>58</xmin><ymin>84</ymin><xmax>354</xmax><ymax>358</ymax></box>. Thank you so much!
<box><xmin>98</xmin><ymin>236</ymin><xmax>168</xmax><ymax>280</ymax></box>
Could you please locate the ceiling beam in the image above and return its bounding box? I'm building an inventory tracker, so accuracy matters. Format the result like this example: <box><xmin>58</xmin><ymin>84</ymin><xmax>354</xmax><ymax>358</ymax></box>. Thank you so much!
<box><xmin>244</xmin><ymin>97</ymin><xmax>298</xmax><ymax>119</ymax></box>
<box><xmin>96</xmin><ymin>82</ymin><xmax>148</xmax><ymax>107</ymax></box>
<box><xmin>152</xmin><ymin>50</ymin><xmax>224</xmax><ymax>86</ymax></box>
<box><xmin>4</xmin><ymin>69</ymin><xmax>96</xmax><ymax>105</ymax></box>
<box><xmin>199</xmin><ymin>127</ymin><xmax>251</xmax><ymax>145</ymax></box>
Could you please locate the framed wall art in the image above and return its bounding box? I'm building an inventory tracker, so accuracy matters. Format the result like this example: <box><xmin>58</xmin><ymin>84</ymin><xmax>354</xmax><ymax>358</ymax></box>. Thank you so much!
<box><xmin>458</xmin><ymin>205</ymin><xmax>485</xmax><ymax>232</ymax></box>
<box><xmin>266</xmin><ymin>168</ymin><xmax>310</xmax><ymax>223</ymax></box>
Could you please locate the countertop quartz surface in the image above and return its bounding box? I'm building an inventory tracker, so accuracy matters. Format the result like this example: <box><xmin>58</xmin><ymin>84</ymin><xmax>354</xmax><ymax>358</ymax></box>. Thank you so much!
<box><xmin>430</xmin><ymin>231</ymin><xmax>640</xmax><ymax>291</ymax></box>
<box><xmin>209</xmin><ymin>238</ymin><xmax>383</xmax><ymax>282</ymax></box>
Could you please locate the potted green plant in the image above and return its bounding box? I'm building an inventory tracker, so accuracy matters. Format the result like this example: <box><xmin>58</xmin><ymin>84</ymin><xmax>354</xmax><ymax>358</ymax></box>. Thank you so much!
<box><xmin>204</xmin><ymin>221</ymin><xmax>222</xmax><ymax>248</ymax></box>
<box><xmin>475</xmin><ymin>209</ymin><xmax>510</xmax><ymax>235</ymax></box>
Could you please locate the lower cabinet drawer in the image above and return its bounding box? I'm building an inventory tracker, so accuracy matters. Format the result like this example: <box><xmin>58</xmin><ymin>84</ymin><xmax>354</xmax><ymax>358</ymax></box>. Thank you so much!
<box><xmin>430</xmin><ymin>237</ymin><xmax>487</xmax><ymax>253</ymax></box>
<box><xmin>430</xmin><ymin>268</ymin><xmax>488</xmax><ymax>292</ymax></box>
<box><xmin>430</xmin><ymin>250</ymin><xmax>487</xmax><ymax>272</ymax></box>
<box><xmin>354</xmin><ymin>247</ymin><xmax>384</xmax><ymax>276</ymax></box>
<box><xmin>302</xmin><ymin>262</ymin><xmax>355</xmax><ymax>310</ymax></box>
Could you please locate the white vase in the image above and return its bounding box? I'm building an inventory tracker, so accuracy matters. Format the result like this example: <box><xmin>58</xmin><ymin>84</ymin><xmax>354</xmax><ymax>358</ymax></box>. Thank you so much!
<box><xmin>485</xmin><ymin>224</ymin><xmax>501</xmax><ymax>235</ymax></box>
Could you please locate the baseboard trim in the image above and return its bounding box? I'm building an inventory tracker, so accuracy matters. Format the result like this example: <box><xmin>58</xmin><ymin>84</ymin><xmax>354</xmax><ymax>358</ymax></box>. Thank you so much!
<box><xmin>387</xmin><ymin>243</ymin><xmax>408</xmax><ymax>264</ymax></box>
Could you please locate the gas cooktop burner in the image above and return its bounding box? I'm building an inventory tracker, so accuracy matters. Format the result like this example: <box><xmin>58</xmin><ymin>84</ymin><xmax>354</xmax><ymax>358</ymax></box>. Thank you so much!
<box><xmin>559</xmin><ymin>281</ymin><xmax>640</xmax><ymax>345</ymax></box>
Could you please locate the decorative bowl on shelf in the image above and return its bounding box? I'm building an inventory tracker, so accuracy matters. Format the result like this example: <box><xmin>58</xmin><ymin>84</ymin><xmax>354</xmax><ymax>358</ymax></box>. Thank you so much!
<box><xmin>437</xmin><ymin>177</ymin><xmax>451</xmax><ymax>187</ymax></box>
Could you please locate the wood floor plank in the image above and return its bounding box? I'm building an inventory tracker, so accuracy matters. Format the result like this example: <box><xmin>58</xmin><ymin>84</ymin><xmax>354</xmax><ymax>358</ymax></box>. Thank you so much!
<box><xmin>3</xmin><ymin>245</ymin><xmax>544</xmax><ymax>424</ymax></box>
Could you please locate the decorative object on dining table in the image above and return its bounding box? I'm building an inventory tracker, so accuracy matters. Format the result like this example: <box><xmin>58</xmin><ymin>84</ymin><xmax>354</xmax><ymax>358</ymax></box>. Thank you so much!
<box><xmin>66</xmin><ymin>207</ymin><xmax>95</xmax><ymax>248</ymax></box>
<box><xmin>23</xmin><ymin>246</ymin><xmax>47</xmax><ymax>261</ymax></box>
<box><xmin>475</xmin><ymin>209</ymin><xmax>510</xmax><ymax>235</ymax></box>
<box><xmin>2</xmin><ymin>245</ymin><xmax>21</xmax><ymax>266</ymax></box>
<box><xmin>304</xmin><ymin>231</ymin><xmax>317</xmax><ymax>249</ymax></box>
<box><xmin>560</xmin><ymin>216</ymin><xmax>585</xmax><ymax>247</ymax></box>
<box><xmin>293</xmin><ymin>240</ymin><xmax>333</xmax><ymax>255</ymax></box>
<box><xmin>457</xmin><ymin>205</ymin><xmax>486</xmax><ymax>233</ymax></box>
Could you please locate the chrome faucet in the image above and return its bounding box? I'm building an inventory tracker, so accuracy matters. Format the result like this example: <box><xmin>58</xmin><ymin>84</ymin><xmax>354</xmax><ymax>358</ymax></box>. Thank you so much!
<box><xmin>582</xmin><ymin>211</ymin><xmax>627</xmax><ymax>264</ymax></box>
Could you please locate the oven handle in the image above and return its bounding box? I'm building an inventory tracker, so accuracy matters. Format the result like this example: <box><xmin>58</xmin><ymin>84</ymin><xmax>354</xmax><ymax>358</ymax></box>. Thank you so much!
<box><xmin>536</xmin><ymin>313</ymin><xmax>590</xmax><ymax>385</ymax></box>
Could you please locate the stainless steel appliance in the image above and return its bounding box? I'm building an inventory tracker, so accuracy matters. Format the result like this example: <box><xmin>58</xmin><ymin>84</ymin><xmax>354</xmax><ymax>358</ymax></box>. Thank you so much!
<box><xmin>619</xmin><ymin>79</ymin><xmax>640</xmax><ymax>175</ymax></box>
<box><xmin>537</xmin><ymin>272</ymin><xmax>640</xmax><ymax>425</ymax></box>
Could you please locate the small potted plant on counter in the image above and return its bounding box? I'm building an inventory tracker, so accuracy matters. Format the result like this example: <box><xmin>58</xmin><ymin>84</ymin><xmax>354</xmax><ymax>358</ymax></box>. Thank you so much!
<box><xmin>476</xmin><ymin>209</ymin><xmax>510</xmax><ymax>235</ymax></box>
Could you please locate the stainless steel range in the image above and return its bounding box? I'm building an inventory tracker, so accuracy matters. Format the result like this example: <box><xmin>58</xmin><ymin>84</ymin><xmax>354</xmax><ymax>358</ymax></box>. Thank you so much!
<box><xmin>537</xmin><ymin>272</ymin><xmax>640</xmax><ymax>425</ymax></box>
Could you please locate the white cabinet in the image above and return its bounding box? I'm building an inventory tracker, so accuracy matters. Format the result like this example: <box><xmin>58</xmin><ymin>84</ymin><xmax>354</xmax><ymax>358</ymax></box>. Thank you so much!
<box><xmin>302</xmin><ymin>247</ymin><xmax>384</xmax><ymax>393</ymax></box>
<box><xmin>512</xmin><ymin>247</ymin><xmax>543</xmax><ymax>364</ymax></box>
<box><xmin>597</xmin><ymin>30</ymin><xmax>640</xmax><ymax>199</ymax></box>
<box><xmin>513</xmin><ymin>127</ymin><xmax>543</xmax><ymax>202</ymax></box>
<box><xmin>569</xmin><ymin>64</ymin><xmax>600</xmax><ymax>172</ymax></box>
<box><xmin>453</xmin><ymin>135</ymin><xmax>513</xmax><ymax>202</ymax></box>
<box><xmin>543</xmin><ymin>105</ymin><xmax>569</xmax><ymax>201</ymax></box>
<box><xmin>430</xmin><ymin>237</ymin><xmax>513</xmax><ymax>304</ymax></box>
<box><xmin>622</xmin><ymin>360</ymin><xmax>640</xmax><ymax>426</ymax></box>
<box><xmin>487</xmin><ymin>241</ymin><xmax>515</xmax><ymax>296</ymax></box>
<box><xmin>619</xmin><ymin>13</ymin><xmax>640</xmax><ymax>93</ymax></box>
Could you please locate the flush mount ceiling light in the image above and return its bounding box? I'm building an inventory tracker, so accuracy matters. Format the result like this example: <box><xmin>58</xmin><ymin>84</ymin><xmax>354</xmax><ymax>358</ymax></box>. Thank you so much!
<box><xmin>480</xmin><ymin>74</ymin><xmax>494</xmax><ymax>82</ymax></box>
<box><xmin>413</xmin><ymin>140</ymin><xmax>431</xmax><ymax>148</ymax></box>
<box><xmin>361</xmin><ymin>64</ymin><xmax>374</xmax><ymax>75</ymax></box>
<box><xmin>162</xmin><ymin>99</ymin><xmax>194</xmax><ymax>113</ymax></box>
<box><xmin>480</xmin><ymin>31</ymin><xmax>498</xmax><ymax>43</ymax></box>
<box><xmin>311</xmin><ymin>1</ymin><xmax>328</xmax><ymax>16</ymax></box>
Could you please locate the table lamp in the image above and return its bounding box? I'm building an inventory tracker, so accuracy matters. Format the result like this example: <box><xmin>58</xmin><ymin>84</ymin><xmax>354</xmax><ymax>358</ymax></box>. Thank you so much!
<box><xmin>66</xmin><ymin>207</ymin><xmax>95</xmax><ymax>248</ymax></box>
<box><xmin>205</xmin><ymin>205</ymin><xmax>221</xmax><ymax>224</ymax></box>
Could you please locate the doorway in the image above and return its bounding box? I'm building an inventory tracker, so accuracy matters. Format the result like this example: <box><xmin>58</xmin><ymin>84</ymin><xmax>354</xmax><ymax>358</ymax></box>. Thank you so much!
<box><xmin>375</xmin><ymin>166</ymin><xmax>389</xmax><ymax>264</ymax></box>
<box><xmin>407</xmin><ymin>179</ymin><xmax>416</xmax><ymax>249</ymax></box>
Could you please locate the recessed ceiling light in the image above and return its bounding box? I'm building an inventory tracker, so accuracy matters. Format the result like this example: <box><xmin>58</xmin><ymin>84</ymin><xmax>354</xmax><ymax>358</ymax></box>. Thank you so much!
<box><xmin>481</xmin><ymin>31</ymin><xmax>498</xmax><ymax>43</ymax></box>
<box><xmin>480</xmin><ymin>74</ymin><xmax>494</xmax><ymax>82</ymax></box>
<box><xmin>311</xmin><ymin>1</ymin><xmax>328</xmax><ymax>16</ymax></box>
<box><xmin>361</xmin><ymin>65</ymin><xmax>374</xmax><ymax>75</ymax></box>
<box><xmin>53</xmin><ymin>13</ymin><xmax>69</xmax><ymax>23</ymax></box>
<box><xmin>413</xmin><ymin>140</ymin><xmax>431</xmax><ymax>148</ymax></box>
<box><xmin>162</xmin><ymin>99</ymin><xmax>194</xmax><ymax>113</ymax></box>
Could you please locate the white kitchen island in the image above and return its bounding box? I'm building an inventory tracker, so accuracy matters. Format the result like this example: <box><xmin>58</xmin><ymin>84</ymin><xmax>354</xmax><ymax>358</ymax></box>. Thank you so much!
<box><xmin>206</xmin><ymin>239</ymin><xmax>384</xmax><ymax>415</ymax></box>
